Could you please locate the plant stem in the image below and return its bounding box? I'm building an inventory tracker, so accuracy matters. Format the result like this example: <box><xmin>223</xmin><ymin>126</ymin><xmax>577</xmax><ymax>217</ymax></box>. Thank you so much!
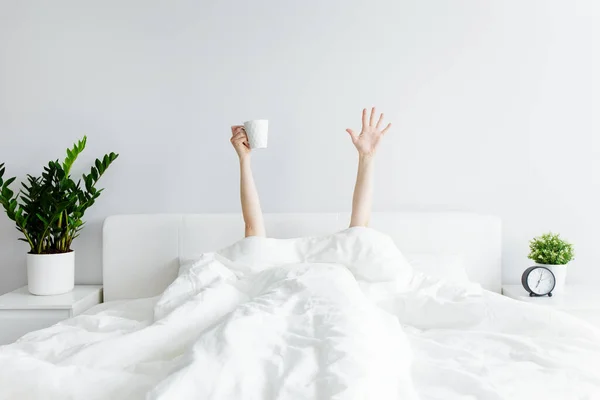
<box><xmin>62</xmin><ymin>210</ymin><xmax>69</xmax><ymax>251</ymax></box>
<box><xmin>19</xmin><ymin>224</ymin><xmax>35</xmax><ymax>251</ymax></box>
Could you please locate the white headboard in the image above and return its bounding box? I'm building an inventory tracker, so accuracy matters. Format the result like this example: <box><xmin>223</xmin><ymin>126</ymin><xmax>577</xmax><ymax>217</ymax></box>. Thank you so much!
<box><xmin>102</xmin><ymin>212</ymin><xmax>502</xmax><ymax>301</ymax></box>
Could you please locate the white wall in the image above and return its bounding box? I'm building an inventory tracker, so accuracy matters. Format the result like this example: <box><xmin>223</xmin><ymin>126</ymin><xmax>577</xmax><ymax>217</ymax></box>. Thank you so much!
<box><xmin>0</xmin><ymin>0</ymin><xmax>598</xmax><ymax>295</ymax></box>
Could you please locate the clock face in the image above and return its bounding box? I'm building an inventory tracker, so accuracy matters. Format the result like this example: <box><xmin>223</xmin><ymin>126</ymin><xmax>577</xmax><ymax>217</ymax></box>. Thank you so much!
<box><xmin>527</xmin><ymin>267</ymin><xmax>555</xmax><ymax>295</ymax></box>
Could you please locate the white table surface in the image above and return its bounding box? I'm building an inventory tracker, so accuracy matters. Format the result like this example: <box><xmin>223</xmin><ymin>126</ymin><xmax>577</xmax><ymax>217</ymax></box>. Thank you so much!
<box><xmin>502</xmin><ymin>284</ymin><xmax>600</xmax><ymax>311</ymax></box>
<box><xmin>0</xmin><ymin>285</ymin><xmax>103</xmax><ymax>310</ymax></box>
<box><xmin>0</xmin><ymin>285</ymin><xmax>104</xmax><ymax>345</ymax></box>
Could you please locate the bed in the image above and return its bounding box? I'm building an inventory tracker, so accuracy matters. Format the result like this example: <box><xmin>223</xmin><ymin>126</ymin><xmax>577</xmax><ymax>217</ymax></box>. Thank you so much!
<box><xmin>0</xmin><ymin>212</ymin><xmax>599</xmax><ymax>400</ymax></box>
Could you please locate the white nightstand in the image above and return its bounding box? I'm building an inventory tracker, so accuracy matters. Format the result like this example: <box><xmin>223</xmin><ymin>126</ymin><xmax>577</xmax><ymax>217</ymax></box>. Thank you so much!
<box><xmin>502</xmin><ymin>284</ymin><xmax>600</xmax><ymax>328</ymax></box>
<box><xmin>0</xmin><ymin>285</ymin><xmax>103</xmax><ymax>345</ymax></box>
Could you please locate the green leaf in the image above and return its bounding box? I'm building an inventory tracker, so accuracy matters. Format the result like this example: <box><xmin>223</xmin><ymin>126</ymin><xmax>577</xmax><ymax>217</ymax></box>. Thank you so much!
<box><xmin>83</xmin><ymin>174</ymin><xmax>94</xmax><ymax>192</ymax></box>
<box><xmin>78</xmin><ymin>136</ymin><xmax>87</xmax><ymax>152</ymax></box>
<box><xmin>1</xmin><ymin>186</ymin><xmax>14</xmax><ymax>200</ymax></box>
<box><xmin>62</xmin><ymin>136</ymin><xmax>87</xmax><ymax>175</ymax></box>
<box><xmin>35</xmin><ymin>213</ymin><xmax>50</xmax><ymax>226</ymax></box>
<box><xmin>2</xmin><ymin>176</ymin><xmax>16</xmax><ymax>189</ymax></box>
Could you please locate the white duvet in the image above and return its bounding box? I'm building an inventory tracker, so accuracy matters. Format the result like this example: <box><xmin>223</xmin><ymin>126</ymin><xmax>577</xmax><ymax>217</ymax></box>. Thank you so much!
<box><xmin>1</xmin><ymin>228</ymin><xmax>599</xmax><ymax>399</ymax></box>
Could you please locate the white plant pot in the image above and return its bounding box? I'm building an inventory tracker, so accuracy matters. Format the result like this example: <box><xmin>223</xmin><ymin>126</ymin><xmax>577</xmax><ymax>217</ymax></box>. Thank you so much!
<box><xmin>537</xmin><ymin>263</ymin><xmax>567</xmax><ymax>293</ymax></box>
<box><xmin>27</xmin><ymin>251</ymin><xmax>75</xmax><ymax>296</ymax></box>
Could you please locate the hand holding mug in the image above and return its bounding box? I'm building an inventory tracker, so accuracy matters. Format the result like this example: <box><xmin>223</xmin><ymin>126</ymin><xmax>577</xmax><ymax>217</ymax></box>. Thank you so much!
<box><xmin>230</xmin><ymin>125</ymin><xmax>251</xmax><ymax>159</ymax></box>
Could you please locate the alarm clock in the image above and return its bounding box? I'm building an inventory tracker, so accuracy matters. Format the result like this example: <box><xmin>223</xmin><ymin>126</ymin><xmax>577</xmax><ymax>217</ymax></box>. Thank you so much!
<box><xmin>521</xmin><ymin>266</ymin><xmax>556</xmax><ymax>297</ymax></box>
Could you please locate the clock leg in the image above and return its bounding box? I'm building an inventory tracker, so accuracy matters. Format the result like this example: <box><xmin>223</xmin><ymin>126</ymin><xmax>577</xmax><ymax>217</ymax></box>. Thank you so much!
<box><xmin>529</xmin><ymin>292</ymin><xmax>534</xmax><ymax>297</ymax></box>
<box><xmin>548</xmin><ymin>292</ymin><xmax>553</xmax><ymax>297</ymax></box>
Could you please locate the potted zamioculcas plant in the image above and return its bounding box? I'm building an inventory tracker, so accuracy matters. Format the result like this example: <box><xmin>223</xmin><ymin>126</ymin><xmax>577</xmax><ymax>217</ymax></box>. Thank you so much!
<box><xmin>528</xmin><ymin>232</ymin><xmax>574</xmax><ymax>293</ymax></box>
<box><xmin>0</xmin><ymin>137</ymin><xmax>118</xmax><ymax>295</ymax></box>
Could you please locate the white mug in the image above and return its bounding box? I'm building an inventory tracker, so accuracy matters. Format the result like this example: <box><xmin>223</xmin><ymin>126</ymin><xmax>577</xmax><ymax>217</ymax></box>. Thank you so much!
<box><xmin>243</xmin><ymin>120</ymin><xmax>268</xmax><ymax>149</ymax></box>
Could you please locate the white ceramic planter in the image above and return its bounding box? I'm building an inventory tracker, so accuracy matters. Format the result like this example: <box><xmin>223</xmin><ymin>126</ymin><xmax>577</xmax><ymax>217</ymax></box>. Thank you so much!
<box><xmin>27</xmin><ymin>251</ymin><xmax>75</xmax><ymax>296</ymax></box>
<box><xmin>537</xmin><ymin>263</ymin><xmax>568</xmax><ymax>293</ymax></box>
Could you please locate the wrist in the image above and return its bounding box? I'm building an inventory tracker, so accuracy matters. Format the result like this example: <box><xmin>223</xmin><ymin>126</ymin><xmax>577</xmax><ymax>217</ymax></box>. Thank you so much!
<box><xmin>358</xmin><ymin>153</ymin><xmax>375</xmax><ymax>163</ymax></box>
<box><xmin>239</xmin><ymin>154</ymin><xmax>251</xmax><ymax>164</ymax></box>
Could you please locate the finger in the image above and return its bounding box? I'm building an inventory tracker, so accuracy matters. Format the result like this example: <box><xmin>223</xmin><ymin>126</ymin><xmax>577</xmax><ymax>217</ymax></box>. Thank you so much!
<box><xmin>231</xmin><ymin>133</ymin><xmax>247</xmax><ymax>144</ymax></box>
<box><xmin>233</xmin><ymin>137</ymin><xmax>247</xmax><ymax>146</ymax></box>
<box><xmin>376</xmin><ymin>113</ymin><xmax>384</xmax><ymax>129</ymax></box>
<box><xmin>231</xmin><ymin>125</ymin><xmax>244</xmax><ymax>136</ymax></box>
<box><xmin>361</xmin><ymin>108</ymin><xmax>368</xmax><ymax>130</ymax></box>
<box><xmin>231</xmin><ymin>131</ymin><xmax>245</xmax><ymax>141</ymax></box>
<box><xmin>382</xmin><ymin>122</ymin><xmax>392</xmax><ymax>135</ymax></box>
<box><xmin>346</xmin><ymin>128</ymin><xmax>357</xmax><ymax>142</ymax></box>
<box><xmin>369</xmin><ymin>107</ymin><xmax>375</xmax><ymax>126</ymax></box>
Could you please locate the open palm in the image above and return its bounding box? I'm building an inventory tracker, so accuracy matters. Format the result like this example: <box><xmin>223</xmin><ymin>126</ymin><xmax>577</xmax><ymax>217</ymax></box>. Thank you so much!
<box><xmin>346</xmin><ymin>107</ymin><xmax>391</xmax><ymax>156</ymax></box>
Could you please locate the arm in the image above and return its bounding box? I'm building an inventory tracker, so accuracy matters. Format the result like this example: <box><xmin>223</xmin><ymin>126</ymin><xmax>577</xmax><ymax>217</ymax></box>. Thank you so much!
<box><xmin>346</xmin><ymin>107</ymin><xmax>392</xmax><ymax>227</ymax></box>
<box><xmin>231</xmin><ymin>126</ymin><xmax>266</xmax><ymax>237</ymax></box>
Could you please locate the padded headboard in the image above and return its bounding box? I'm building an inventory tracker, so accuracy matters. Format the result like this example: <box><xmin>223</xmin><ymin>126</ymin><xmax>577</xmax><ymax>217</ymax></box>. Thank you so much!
<box><xmin>102</xmin><ymin>212</ymin><xmax>502</xmax><ymax>301</ymax></box>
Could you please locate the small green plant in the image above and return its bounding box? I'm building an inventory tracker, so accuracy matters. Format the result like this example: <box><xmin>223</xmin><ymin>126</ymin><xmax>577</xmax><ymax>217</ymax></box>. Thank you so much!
<box><xmin>0</xmin><ymin>137</ymin><xmax>118</xmax><ymax>254</ymax></box>
<box><xmin>528</xmin><ymin>232</ymin><xmax>574</xmax><ymax>265</ymax></box>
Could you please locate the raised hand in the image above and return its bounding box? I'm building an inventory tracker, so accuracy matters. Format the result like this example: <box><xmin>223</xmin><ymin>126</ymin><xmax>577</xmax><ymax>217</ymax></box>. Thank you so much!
<box><xmin>346</xmin><ymin>107</ymin><xmax>391</xmax><ymax>157</ymax></box>
<box><xmin>230</xmin><ymin>125</ymin><xmax>251</xmax><ymax>159</ymax></box>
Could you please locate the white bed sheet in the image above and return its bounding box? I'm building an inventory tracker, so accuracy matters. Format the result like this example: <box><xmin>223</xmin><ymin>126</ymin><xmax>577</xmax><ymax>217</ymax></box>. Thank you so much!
<box><xmin>1</xmin><ymin>228</ymin><xmax>599</xmax><ymax>399</ymax></box>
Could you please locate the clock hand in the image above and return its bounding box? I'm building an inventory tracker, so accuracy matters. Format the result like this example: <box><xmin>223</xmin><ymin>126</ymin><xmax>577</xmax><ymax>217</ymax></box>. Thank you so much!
<box><xmin>536</xmin><ymin>272</ymin><xmax>542</xmax><ymax>288</ymax></box>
